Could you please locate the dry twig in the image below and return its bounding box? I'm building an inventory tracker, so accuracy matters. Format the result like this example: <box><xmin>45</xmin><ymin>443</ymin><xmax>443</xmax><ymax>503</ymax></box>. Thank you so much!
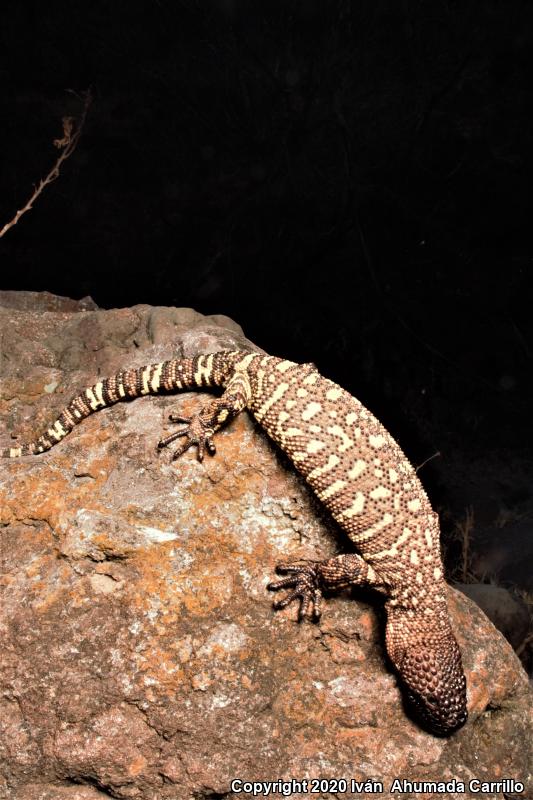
<box><xmin>0</xmin><ymin>89</ymin><xmax>92</xmax><ymax>240</ymax></box>
<box><xmin>415</xmin><ymin>450</ymin><xmax>441</xmax><ymax>473</ymax></box>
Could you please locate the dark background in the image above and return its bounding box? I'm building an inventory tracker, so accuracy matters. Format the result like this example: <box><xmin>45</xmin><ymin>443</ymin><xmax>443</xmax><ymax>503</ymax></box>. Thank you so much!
<box><xmin>1</xmin><ymin>2</ymin><xmax>532</xmax><ymax>619</ymax></box>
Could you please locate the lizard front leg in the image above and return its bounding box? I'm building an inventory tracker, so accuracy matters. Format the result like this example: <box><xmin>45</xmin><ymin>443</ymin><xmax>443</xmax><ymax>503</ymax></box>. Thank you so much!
<box><xmin>268</xmin><ymin>553</ymin><xmax>383</xmax><ymax>620</ymax></box>
<box><xmin>158</xmin><ymin>371</ymin><xmax>251</xmax><ymax>461</ymax></box>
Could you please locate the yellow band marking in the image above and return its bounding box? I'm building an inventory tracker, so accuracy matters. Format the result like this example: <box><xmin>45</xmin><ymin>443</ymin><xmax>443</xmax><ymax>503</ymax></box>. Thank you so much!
<box><xmin>326</xmin><ymin>386</ymin><xmax>343</xmax><ymax>401</ymax></box>
<box><xmin>150</xmin><ymin>363</ymin><xmax>163</xmax><ymax>392</ymax></box>
<box><xmin>327</xmin><ymin>425</ymin><xmax>354</xmax><ymax>452</ymax></box>
<box><xmin>341</xmin><ymin>492</ymin><xmax>366</xmax><ymax>518</ymax></box>
<box><xmin>85</xmin><ymin>388</ymin><xmax>99</xmax><ymax>410</ymax></box>
<box><xmin>276</xmin><ymin>360</ymin><xmax>294</xmax><ymax>372</ymax></box>
<box><xmin>54</xmin><ymin>421</ymin><xmax>67</xmax><ymax>437</ymax></box>
<box><xmin>370</xmin><ymin>486</ymin><xmax>391</xmax><ymax>500</ymax></box>
<box><xmin>301</xmin><ymin>402</ymin><xmax>321</xmax><ymax>421</ymax></box>
<box><xmin>217</xmin><ymin>409</ymin><xmax>229</xmax><ymax>424</ymax></box>
<box><xmin>320</xmin><ymin>479</ymin><xmax>347</xmax><ymax>500</ymax></box>
<box><xmin>94</xmin><ymin>382</ymin><xmax>105</xmax><ymax>405</ymax></box>
<box><xmin>141</xmin><ymin>368</ymin><xmax>151</xmax><ymax>395</ymax></box>
<box><xmin>286</xmin><ymin>427</ymin><xmax>305</xmax><ymax>437</ymax></box>
<box><xmin>235</xmin><ymin>353</ymin><xmax>256</xmax><ymax>372</ymax></box>
<box><xmin>196</xmin><ymin>353</ymin><xmax>215</xmax><ymax>384</ymax></box>
<box><xmin>255</xmin><ymin>382</ymin><xmax>289</xmax><ymax>422</ymax></box>
<box><xmin>306</xmin><ymin>439</ymin><xmax>325</xmax><ymax>454</ymax></box>
<box><xmin>370</xmin><ymin>522</ymin><xmax>411</xmax><ymax>556</ymax></box>
<box><xmin>347</xmin><ymin>459</ymin><xmax>366</xmax><ymax>480</ymax></box>
<box><xmin>307</xmin><ymin>453</ymin><xmax>340</xmax><ymax>481</ymax></box>
<box><xmin>356</xmin><ymin>512</ymin><xmax>394</xmax><ymax>543</ymax></box>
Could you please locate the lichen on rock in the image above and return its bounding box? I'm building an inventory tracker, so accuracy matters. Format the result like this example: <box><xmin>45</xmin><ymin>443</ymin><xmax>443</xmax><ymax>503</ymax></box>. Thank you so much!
<box><xmin>1</xmin><ymin>292</ymin><xmax>532</xmax><ymax>800</ymax></box>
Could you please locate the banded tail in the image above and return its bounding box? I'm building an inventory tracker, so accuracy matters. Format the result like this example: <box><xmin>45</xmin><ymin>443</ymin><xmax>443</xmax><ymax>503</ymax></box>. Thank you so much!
<box><xmin>1</xmin><ymin>353</ymin><xmax>235</xmax><ymax>458</ymax></box>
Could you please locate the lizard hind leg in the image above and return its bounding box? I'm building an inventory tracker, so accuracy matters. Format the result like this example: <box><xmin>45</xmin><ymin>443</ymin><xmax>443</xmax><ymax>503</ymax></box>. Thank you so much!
<box><xmin>157</xmin><ymin>414</ymin><xmax>217</xmax><ymax>462</ymax></box>
<box><xmin>158</xmin><ymin>372</ymin><xmax>251</xmax><ymax>462</ymax></box>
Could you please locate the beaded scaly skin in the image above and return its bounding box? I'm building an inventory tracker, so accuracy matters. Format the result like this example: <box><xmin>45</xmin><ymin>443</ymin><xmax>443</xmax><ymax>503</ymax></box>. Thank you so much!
<box><xmin>2</xmin><ymin>350</ymin><xmax>468</xmax><ymax>734</ymax></box>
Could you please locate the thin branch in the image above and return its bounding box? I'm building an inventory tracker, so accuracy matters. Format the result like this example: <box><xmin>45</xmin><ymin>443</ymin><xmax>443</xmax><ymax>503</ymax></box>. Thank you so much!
<box><xmin>415</xmin><ymin>450</ymin><xmax>441</xmax><ymax>473</ymax></box>
<box><xmin>0</xmin><ymin>88</ymin><xmax>93</xmax><ymax>240</ymax></box>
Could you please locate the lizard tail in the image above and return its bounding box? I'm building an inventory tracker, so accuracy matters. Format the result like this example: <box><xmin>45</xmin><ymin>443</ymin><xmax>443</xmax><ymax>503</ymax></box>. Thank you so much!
<box><xmin>1</xmin><ymin>353</ymin><xmax>233</xmax><ymax>458</ymax></box>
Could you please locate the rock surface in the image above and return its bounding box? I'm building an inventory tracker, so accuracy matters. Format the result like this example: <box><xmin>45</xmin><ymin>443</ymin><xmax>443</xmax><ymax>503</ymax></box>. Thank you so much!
<box><xmin>1</xmin><ymin>293</ymin><xmax>532</xmax><ymax>800</ymax></box>
<box><xmin>456</xmin><ymin>583</ymin><xmax>531</xmax><ymax>651</ymax></box>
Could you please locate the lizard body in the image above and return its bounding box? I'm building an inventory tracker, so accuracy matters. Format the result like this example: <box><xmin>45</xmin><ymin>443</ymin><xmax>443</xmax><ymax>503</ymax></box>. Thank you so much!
<box><xmin>1</xmin><ymin>350</ymin><xmax>467</xmax><ymax>734</ymax></box>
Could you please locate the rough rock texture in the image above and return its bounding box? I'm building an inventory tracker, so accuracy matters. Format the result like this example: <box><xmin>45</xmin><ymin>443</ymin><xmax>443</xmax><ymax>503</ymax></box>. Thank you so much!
<box><xmin>1</xmin><ymin>293</ymin><xmax>532</xmax><ymax>800</ymax></box>
<box><xmin>456</xmin><ymin>583</ymin><xmax>531</xmax><ymax>651</ymax></box>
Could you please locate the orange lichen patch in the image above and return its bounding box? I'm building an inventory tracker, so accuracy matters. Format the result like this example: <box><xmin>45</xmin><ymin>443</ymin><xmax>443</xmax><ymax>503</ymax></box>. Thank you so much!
<box><xmin>467</xmin><ymin>665</ymin><xmax>492</xmax><ymax>714</ymax></box>
<box><xmin>24</xmin><ymin>560</ymin><xmax>46</xmax><ymax>579</ymax></box>
<box><xmin>241</xmin><ymin>674</ymin><xmax>253</xmax><ymax>689</ymax></box>
<box><xmin>127</xmin><ymin>754</ymin><xmax>148</xmax><ymax>778</ymax></box>
<box><xmin>134</xmin><ymin>627</ymin><xmax>253</xmax><ymax>697</ymax></box>
<box><xmin>126</xmin><ymin>525</ymin><xmax>243</xmax><ymax>622</ymax></box>
<box><xmin>90</xmin><ymin>532</ymin><xmax>136</xmax><ymax>558</ymax></box>
<box><xmin>191</xmin><ymin>671</ymin><xmax>212</xmax><ymax>691</ymax></box>
<box><xmin>13</xmin><ymin>559</ymin><xmax>80</xmax><ymax>611</ymax></box>
<box><xmin>356</xmin><ymin>609</ymin><xmax>380</xmax><ymax>641</ymax></box>
<box><xmin>273</xmin><ymin>680</ymin><xmax>327</xmax><ymax>725</ymax></box>
<box><xmin>134</xmin><ymin>644</ymin><xmax>188</xmax><ymax>693</ymax></box>
<box><xmin>149</xmin><ymin>563</ymin><xmax>232</xmax><ymax>617</ymax></box>
<box><xmin>1</xmin><ymin>454</ymin><xmax>113</xmax><ymax>533</ymax></box>
<box><xmin>336</xmin><ymin>725</ymin><xmax>381</xmax><ymax>742</ymax></box>
<box><xmin>266</xmin><ymin>472</ymin><xmax>298</xmax><ymax>498</ymax></box>
<box><xmin>32</xmin><ymin>583</ymin><xmax>73</xmax><ymax>612</ymax></box>
<box><xmin>0</xmin><ymin>373</ymin><xmax>62</xmax><ymax>402</ymax></box>
<box><xmin>323</xmin><ymin>634</ymin><xmax>366</xmax><ymax>664</ymax></box>
<box><xmin>189</xmin><ymin>665</ymin><xmax>237</xmax><ymax>689</ymax></box>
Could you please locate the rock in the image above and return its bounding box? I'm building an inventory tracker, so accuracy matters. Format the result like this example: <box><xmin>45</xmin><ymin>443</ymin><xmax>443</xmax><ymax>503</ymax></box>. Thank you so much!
<box><xmin>0</xmin><ymin>290</ymin><xmax>98</xmax><ymax>312</ymax></box>
<box><xmin>1</xmin><ymin>293</ymin><xmax>532</xmax><ymax>800</ymax></box>
<box><xmin>456</xmin><ymin>583</ymin><xmax>531</xmax><ymax>651</ymax></box>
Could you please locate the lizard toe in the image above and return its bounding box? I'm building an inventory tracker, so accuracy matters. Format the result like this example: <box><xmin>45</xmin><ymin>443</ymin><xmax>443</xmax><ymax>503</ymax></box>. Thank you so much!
<box><xmin>268</xmin><ymin>562</ymin><xmax>322</xmax><ymax>621</ymax></box>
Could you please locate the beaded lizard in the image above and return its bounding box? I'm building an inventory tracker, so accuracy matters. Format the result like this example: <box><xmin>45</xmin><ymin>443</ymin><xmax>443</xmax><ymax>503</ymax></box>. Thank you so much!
<box><xmin>1</xmin><ymin>350</ymin><xmax>467</xmax><ymax>734</ymax></box>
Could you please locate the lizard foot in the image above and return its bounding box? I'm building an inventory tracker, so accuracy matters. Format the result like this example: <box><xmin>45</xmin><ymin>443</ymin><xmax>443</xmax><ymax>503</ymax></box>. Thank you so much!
<box><xmin>158</xmin><ymin>413</ymin><xmax>216</xmax><ymax>462</ymax></box>
<box><xmin>268</xmin><ymin>562</ymin><xmax>323</xmax><ymax>621</ymax></box>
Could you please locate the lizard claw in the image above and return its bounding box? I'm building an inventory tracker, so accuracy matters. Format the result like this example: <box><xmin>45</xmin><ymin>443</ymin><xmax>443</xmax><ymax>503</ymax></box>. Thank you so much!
<box><xmin>268</xmin><ymin>562</ymin><xmax>323</xmax><ymax>621</ymax></box>
<box><xmin>158</xmin><ymin>414</ymin><xmax>216</xmax><ymax>462</ymax></box>
<box><xmin>168</xmin><ymin>413</ymin><xmax>191</xmax><ymax>424</ymax></box>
